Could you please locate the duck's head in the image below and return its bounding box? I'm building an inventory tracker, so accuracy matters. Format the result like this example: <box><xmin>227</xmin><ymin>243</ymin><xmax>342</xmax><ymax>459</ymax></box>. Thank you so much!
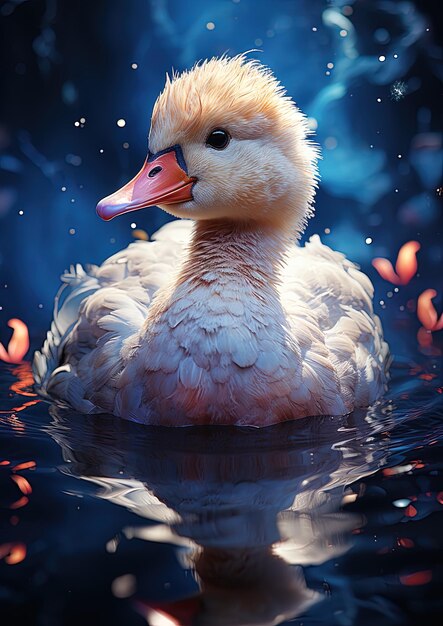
<box><xmin>97</xmin><ymin>55</ymin><xmax>319</xmax><ymax>233</ymax></box>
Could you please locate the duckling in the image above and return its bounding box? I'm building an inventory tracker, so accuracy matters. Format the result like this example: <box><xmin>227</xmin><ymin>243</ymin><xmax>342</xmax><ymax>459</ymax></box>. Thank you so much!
<box><xmin>33</xmin><ymin>55</ymin><xmax>389</xmax><ymax>426</ymax></box>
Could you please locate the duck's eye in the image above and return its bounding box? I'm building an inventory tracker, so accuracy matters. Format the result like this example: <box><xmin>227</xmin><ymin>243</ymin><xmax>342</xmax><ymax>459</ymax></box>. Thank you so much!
<box><xmin>205</xmin><ymin>129</ymin><xmax>230</xmax><ymax>150</ymax></box>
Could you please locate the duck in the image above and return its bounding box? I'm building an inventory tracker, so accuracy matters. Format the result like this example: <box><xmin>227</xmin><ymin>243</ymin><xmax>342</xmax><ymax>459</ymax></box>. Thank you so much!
<box><xmin>33</xmin><ymin>54</ymin><xmax>389</xmax><ymax>426</ymax></box>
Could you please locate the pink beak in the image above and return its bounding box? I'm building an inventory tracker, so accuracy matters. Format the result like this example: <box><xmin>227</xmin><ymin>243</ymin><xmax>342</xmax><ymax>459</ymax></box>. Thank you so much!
<box><xmin>96</xmin><ymin>146</ymin><xmax>196</xmax><ymax>221</ymax></box>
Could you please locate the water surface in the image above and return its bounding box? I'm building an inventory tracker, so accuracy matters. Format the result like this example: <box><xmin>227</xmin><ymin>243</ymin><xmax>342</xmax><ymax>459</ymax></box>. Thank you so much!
<box><xmin>0</xmin><ymin>350</ymin><xmax>442</xmax><ymax>625</ymax></box>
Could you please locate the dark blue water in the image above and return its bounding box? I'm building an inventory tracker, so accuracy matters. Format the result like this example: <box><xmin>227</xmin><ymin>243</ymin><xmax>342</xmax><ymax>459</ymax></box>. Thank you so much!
<box><xmin>1</xmin><ymin>340</ymin><xmax>442</xmax><ymax>626</ymax></box>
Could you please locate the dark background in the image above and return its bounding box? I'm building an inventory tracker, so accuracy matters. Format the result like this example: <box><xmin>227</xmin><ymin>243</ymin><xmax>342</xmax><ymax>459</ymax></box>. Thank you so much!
<box><xmin>0</xmin><ymin>0</ymin><xmax>442</xmax><ymax>353</ymax></box>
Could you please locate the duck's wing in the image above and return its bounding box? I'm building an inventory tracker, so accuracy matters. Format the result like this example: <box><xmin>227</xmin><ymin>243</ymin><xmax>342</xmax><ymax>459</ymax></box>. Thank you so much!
<box><xmin>281</xmin><ymin>235</ymin><xmax>389</xmax><ymax>412</ymax></box>
<box><xmin>33</xmin><ymin>219</ymin><xmax>193</xmax><ymax>412</ymax></box>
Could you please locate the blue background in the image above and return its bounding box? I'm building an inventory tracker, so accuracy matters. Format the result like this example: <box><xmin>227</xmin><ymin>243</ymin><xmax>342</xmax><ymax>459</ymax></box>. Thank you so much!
<box><xmin>0</xmin><ymin>0</ymin><xmax>442</xmax><ymax>353</ymax></box>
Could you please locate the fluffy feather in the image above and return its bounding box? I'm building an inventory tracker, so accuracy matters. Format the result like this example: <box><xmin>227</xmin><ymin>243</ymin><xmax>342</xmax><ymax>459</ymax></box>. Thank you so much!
<box><xmin>34</xmin><ymin>220</ymin><xmax>388</xmax><ymax>425</ymax></box>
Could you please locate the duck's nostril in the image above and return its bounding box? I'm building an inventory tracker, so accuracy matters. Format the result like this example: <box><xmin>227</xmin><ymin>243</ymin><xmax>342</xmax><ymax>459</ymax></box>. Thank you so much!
<box><xmin>148</xmin><ymin>166</ymin><xmax>162</xmax><ymax>178</ymax></box>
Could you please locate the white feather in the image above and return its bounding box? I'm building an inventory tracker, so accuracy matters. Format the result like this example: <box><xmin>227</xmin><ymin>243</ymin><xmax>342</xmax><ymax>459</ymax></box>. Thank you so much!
<box><xmin>33</xmin><ymin>221</ymin><xmax>388</xmax><ymax>426</ymax></box>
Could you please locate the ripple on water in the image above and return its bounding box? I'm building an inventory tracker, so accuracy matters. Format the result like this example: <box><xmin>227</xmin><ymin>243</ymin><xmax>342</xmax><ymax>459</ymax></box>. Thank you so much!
<box><xmin>0</xmin><ymin>356</ymin><xmax>442</xmax><ymax>626</ymax></box>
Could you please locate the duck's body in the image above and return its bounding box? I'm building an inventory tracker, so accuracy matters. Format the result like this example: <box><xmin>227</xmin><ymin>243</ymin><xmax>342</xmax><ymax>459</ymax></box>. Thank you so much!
<box><xmin>34</xmin><ymin>55</ymin><xmax>389</xmax><ymax>425</ymax></box>
<box><xmin>34</xmin><ymin>219</ymin><xmax>387</xmax><ymax>425</ymax></box>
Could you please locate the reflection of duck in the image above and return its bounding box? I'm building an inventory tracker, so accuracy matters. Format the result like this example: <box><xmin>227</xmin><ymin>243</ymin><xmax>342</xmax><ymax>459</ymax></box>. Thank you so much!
<box><xmin>139</xmin><ymin>547</ymin><xmax>317</xmax><ymax>626</ymax></box>
<box><xmin>49</xmin><ymin>407</ymin><xmax>391</xmax><ymax>625</ymax></box>
<box><xmin>34</xmin><ymin>55</ymin><xmax>388</xmax><ymax>426</ymax></box>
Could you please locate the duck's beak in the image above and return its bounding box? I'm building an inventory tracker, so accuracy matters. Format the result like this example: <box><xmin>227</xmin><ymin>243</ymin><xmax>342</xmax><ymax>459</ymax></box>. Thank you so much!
<box><xmin>96</xmin><ymin>145</ymin><xmax>196</xmax><ymax>221</ymax></box>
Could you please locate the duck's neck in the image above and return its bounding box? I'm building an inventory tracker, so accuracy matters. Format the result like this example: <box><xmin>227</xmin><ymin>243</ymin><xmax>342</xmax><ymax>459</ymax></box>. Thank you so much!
<box><xmin>176</xmin><ymin>220</ymin><xmax>293</xmax><ymax>290</ymax></box>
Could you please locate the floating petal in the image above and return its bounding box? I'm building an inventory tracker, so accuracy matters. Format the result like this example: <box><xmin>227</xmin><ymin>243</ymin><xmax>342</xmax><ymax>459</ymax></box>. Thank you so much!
<box><xmin>372</xmin><ymin>241</ymin><xmax>420</xmax><ymax>286</ymax></box>
<box><xmin>395</xmin><ymin>241</ymin><xmax>420</xmax><ymax>285</ymax></box>
<box><xmin>9</xmin><ymin>495</ymin><xmax>29</xmax><ymax>510</ymax></box>
<box><xmin>371</xmin><ymin>258</ymin><xmax>400</xmax><ymax>285</ymax></box>
<box><xmin>12</xmin><ymin>460</ymin><xmax>36</xmax><ymax>472</ymax></box>
<box><xmin>11</xmin><ymin>474</ymin><xmax>32</xmax><ymax>495</ymax></box>
<box><xmin>417</xmin><ymin>289</ymin><xmax>443</xmax><ymax>331</ymax></box>
<box><xmin>0</xmin><ymin>319</ymin><xmax>30</xmax><ymax>364</ymax></box>
<box><xmin>0</xmin><ymin>542</ymin><xmax>26</xmax><ymax>565</ymax></box>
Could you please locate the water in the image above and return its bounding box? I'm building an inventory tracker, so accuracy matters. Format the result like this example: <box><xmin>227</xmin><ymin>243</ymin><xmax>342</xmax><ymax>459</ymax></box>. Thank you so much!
<box><xmin>1</xmin><ymin>349</ymin><xmax>442</xmax><ymax>625</ymax></box>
